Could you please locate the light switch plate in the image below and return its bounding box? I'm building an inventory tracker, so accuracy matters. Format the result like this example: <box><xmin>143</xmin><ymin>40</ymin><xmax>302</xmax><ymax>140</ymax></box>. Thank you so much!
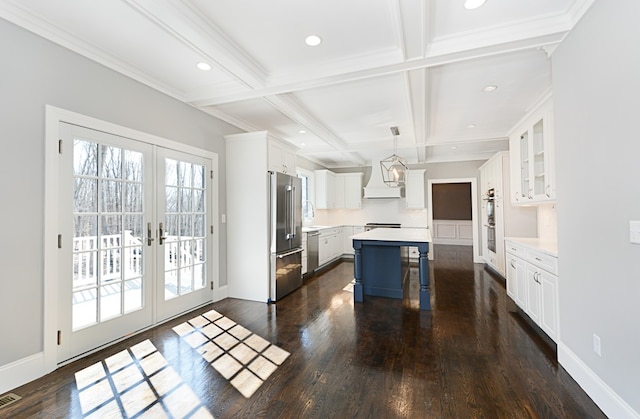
<box><xmin>221</xmin><ymin>214</ymin><xmax>226</xmax><ymax>224</ymax></box>
<box><xmin>630</xmin><ymin>221</ymin><xmax>640</xmax><ymax>244</ymax></box>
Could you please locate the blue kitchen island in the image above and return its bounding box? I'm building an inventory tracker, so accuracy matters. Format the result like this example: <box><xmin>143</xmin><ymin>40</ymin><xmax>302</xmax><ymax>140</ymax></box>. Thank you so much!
<box><xmin>351</xmin><ymin>228</ymin><xmax>432</xmax><ymax>310</ymax></box>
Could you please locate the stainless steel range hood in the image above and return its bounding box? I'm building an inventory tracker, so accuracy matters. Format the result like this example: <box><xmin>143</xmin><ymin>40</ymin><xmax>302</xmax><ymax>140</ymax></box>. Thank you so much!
<box><xmin>363</xmin><ymin>160</ymin><xmax>402</xmax><ymax>199</ymax></box>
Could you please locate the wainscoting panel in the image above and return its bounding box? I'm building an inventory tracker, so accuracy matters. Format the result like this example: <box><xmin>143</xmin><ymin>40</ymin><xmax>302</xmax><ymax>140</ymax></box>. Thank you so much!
<box><xmin>432</xmin><ymin>220</ymin><xmax>473</xmax><ymax>245</ymax></box>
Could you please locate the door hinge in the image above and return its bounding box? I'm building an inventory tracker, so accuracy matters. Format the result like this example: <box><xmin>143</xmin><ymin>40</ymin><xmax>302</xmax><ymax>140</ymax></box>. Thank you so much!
<box><xmin>57</xmin><ymin>330</ymin><xmax>61</xmax><ymax>345</ymax></box>
<box><xmin>57</xmin><ymin>234</ymin><xmax>62</xmax><ymax>249</ymax></box>
<box><xmin>210</xmin><ymin>225</ymin><xmax>214</xmax><ymax>235</ymax></box>
<box><xmin>58</xmin><ymin>139</ymin><xmax>63</xmax><ymax>154</ymax></box>
<box><xmin>210</xmin><ymin>170</ymin><xmax>213</xmax><ymax>179</ymax></box>
<box><xmin>210</xmin><ymin>281</ymin><xmax>214</xmax><ymax>290</ymax></box>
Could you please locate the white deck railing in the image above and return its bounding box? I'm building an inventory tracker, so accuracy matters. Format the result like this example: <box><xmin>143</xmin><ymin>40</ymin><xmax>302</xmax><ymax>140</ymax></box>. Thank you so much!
<box><xmin>73</xmin><ymin>232</ymin><xmax>203</xmax><ymax>288</ymax></box>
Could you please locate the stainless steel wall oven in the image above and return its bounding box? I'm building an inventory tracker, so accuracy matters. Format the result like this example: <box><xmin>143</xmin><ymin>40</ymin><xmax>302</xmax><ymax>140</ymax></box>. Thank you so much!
<box><xmin>485</xmin><ymin>189</ymin><xmax>496</xmax><ymax>253</ymax></box>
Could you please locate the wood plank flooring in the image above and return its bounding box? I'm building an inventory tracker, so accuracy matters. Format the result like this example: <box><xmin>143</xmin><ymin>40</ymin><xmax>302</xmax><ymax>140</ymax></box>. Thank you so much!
<box><xmin>3</xmin><ymin>245</ymin><xmax>606</xmax><ymax>418</ymax></box>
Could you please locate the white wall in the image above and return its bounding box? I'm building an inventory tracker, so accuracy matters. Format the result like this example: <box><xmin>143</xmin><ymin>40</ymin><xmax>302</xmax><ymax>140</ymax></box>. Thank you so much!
<box><xmin>553</xmin><ymin>1</ymin><xmax>640</xmax><ymax>416</ymax></box>
<box><xmin>0</xmin><ymin>17</ymin><xmax>240</xmax><ymax>371</ymax></box>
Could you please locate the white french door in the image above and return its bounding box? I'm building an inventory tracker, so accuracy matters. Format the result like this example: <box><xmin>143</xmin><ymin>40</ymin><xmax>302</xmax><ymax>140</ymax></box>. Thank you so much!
<box><xmin>155</xmin><ymin>148</ymin><xmax>213</xmax><ymax>321</ymax></box>
<box><xmin>57</xmin><ymin>123</ymin><xmax>214</xmax><ymax>363</ymax></box>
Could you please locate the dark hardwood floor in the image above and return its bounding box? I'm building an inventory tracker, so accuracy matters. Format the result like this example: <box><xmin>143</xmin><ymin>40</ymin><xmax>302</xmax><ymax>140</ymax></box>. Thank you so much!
<box><xmin>4</xmin><ymin>245</ymin><xmax>606</xmax><ymax>418</ymax></box>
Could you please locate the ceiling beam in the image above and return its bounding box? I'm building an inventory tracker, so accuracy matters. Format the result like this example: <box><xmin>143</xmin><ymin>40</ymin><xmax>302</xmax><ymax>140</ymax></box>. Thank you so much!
<box><xmin>263</xmin><ymin>94</ymin><xmax>367</xmax><ymax>166</ymax></box>
<box><xmin>188</xmin><ymin>31</ymin><xmax>566</xmax><ymax>107</ymax></box>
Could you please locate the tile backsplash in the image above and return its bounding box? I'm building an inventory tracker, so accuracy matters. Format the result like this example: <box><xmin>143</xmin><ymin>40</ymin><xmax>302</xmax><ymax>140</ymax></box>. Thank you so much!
<box><xmin>537</xmin><ymin>203</ymin><xmax>558</xmax><ymax>242</ymax></box>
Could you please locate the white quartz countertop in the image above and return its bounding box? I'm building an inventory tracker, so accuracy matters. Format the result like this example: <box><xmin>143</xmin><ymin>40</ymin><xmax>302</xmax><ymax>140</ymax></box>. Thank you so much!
<box><xmin>301</xmin><ymin>226</ymin><xmax>332</xmax><ymax>233</ymax></box>
<box><xmin>351</xmin><ymin>228</ymin><xmax>432</xmax><ymax>243</ymax></box>
<box><xmin>504</xmin><ymin>237</ymin><xmax>558</xmax><ymax>257</ymax></box>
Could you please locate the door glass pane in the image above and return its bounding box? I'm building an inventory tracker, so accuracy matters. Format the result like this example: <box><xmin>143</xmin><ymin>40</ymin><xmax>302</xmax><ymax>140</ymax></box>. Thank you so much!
<box><xmin>101</xmin><ymin>145</ymin><xmax>122</xmax><ymax>179</ymax></box>
<box><xmin>100</xmin><ymin>283</ymin><xmax>122</xmax><ymax>321</ymax></box>
<box><xmin>165</xmin><ymin>159</ymin><xmax>178</xmax><ymax>186</ymax></box>
<box><xmin>73</xmin><ymin>289</ymin><xmax>97</xmax><ymax>329</ymax></box>
<box><xmin>194</xmin><ymin>263</ymin><xmax>206</xmax><ymax>290</ymax></box>
<box><xmin>74</xmin><ymin>178</ymin><xmax>98</xmax><ymax>212</ymax></box>
<box><xmin>163</xmin><ymin>158</ymin><xmax>207</xmax><ymax>300</ymax></box>
<box><xmin>72</xmin><ymin>140</ymin><xmax>146</xmax><ymax>331</ymax></box>
<box><xmin>74</xmin><ymin>140</ymin><xmax>98</xmax><ymax>176</ymax></box>
<box><xmin>124</xmin><ymin>279</ymin><xmax>142</xmax><ymax>313</ymax></box>
<box><xmin>124</xmin><ymin>150</ymin><xmax>143</xmax><ymax>181</ymax></box>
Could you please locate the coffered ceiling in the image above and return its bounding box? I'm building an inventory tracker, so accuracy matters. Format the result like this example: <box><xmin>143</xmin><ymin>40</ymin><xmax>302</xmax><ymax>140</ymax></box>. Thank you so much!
<box><xmin>0</xmin><ymin>0</ymin><xmax>594</xmax><ymax>168</ymax></box>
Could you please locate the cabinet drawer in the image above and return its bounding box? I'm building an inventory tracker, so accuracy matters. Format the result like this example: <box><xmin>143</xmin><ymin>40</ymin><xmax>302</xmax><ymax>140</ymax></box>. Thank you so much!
<box><xmin>526</xmin><ymin>249</ymin><xmax>558</xmax><ymax>275</ymax></box>
<box><xmin>505</xmin><ymin>241</ymin><xmax>526</xmax><ymax>258</ymax></box>
<box><xmin>320</xmin><ymin>227</ymin><xmax>341</xmax><ymax>237</ymax></box>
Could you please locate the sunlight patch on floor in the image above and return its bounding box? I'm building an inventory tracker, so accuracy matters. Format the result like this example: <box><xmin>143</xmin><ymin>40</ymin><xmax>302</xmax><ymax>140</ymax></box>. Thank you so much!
<box><xmin>173</xmin><ymin>309</ymin><xmax>290</xmax><ymax>398</ymax></box>
<box><xmin>74</xmin><ymin>339</ymin><xmax>213</xmax><ymax>418</ymax></box>
<box><xmin>342</xmin><ymin>279</ymin><xmax>355</xmax><ymax>292</ymax></box>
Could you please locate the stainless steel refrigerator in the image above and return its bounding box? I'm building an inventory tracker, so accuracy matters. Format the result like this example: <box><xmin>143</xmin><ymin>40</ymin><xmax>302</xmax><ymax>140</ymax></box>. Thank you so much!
<box><xmin>269</xmin><ymin>171</ymin><xmax>303</xmax><ymax>302</ymax></box>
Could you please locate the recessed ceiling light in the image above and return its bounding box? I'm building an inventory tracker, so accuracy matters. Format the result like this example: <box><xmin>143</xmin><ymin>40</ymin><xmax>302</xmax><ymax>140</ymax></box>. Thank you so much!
<box><xmin>299</xmin><ymin>130</ymin><xmax>307</xmax><ymax>134</ymax></box>
<box><xmin>197</xmin><ymin>62</ymin><xmax>212</xmax><ymax>71</ymax></box>
<box><xmin>464</xmin><ymin>0</ymin><xmax>487</xmax><ymax>10</ymax></box>
<box><xmin>467</xmin><ymin>124</ymin><xmax>476</xmax><ymax>128</ymax></box>
<box><xmin>482</xmin><ymin>85</ymin><xmax>497</xmax><ymax>92</ymax></box>
<box><xmin>300</xmin><ymin>143</ymin><xmax>306</xmax><ymax>147</ymax></box>
<box><xmin>305</xmin><ymin>35</ymin><xmax>322</xmax><ymax>47</ymax></box>
<box><xmin>451</xmin><ymin>146</ymin><xmax>458</xmax><ymax>149</ymax></box>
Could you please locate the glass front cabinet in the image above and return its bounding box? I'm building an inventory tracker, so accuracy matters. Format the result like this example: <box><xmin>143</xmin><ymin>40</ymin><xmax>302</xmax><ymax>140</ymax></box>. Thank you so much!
<box><xmin>510</xmin><ymin>97</ymin><xmax>556</xmax><ymax>204</ymax></box>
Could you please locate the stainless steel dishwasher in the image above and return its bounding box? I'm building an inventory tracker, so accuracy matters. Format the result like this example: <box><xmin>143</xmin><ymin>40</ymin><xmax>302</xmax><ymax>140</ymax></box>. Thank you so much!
<box><xmin>307</xmin><ymin>231</ymin><xmax>320</xmax><ymax>275</ymax></box>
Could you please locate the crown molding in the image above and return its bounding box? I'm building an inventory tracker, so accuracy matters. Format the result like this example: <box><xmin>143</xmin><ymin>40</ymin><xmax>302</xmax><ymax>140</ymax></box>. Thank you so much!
<box><xmin>0</xmin><ymin>0</ymin><xmax>187</xmax><ymax>102</ymax></box>
<box><xmin>426</xmin><ymin>10</ymin><xmax>572</xmax><ymax>59</ymax></box>
<box><xmin>131</xmin><ymin>0</ymin><xmax>267</xmax><ymax>88</ymax></box>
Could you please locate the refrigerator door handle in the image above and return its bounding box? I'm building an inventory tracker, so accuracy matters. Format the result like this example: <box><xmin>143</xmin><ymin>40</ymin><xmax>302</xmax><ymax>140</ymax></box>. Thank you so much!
<box><xmin>277</xmin><ymin>247</ymin><xmax>303</xmax><ymax>258</ymax></box>
<box><xmin>290</xmin><ymin>185</ymin><xmax>296</xmax><ymax>239</ymax></box>
<box><xmin>286</xmin><ymin>184</ymin><xmax>295</xmax><ymax>239</ymax></box>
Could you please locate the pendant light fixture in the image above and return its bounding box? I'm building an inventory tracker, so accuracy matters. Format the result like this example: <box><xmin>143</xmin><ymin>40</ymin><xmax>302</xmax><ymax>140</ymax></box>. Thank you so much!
<box><xmin>380</xmin><ymin>126</ymin><xmax>408</xmax><ymax>188</ymax></box>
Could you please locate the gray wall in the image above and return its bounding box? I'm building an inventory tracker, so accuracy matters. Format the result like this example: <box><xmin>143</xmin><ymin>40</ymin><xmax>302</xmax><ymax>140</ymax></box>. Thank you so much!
<box><xmin>0</xmin><ymin>17</ymin><xmax>241</xmax><ymax>366</ymax></box>
<box><xmin>553</xmin><ymin>0</ymin><xmax>639</xmax><ymax>413</ymax></box>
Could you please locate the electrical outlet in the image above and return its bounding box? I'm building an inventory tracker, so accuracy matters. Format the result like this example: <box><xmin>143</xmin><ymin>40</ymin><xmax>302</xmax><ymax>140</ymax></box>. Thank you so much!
<box><xmin>593</xmin><ymin>334</ymin><xmax>601</xmax><ymax>357</ymax></box>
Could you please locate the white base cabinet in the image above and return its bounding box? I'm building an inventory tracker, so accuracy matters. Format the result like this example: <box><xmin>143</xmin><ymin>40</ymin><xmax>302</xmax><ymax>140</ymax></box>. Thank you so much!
<box><xmin>505</xmin><ymin>239</ymin><xmax>559</xmax><ymax>342</ymax></box>
<box><xmin>318</xmin><ymin>227</ymin><xmax>343</xmax><ymax>266</ymax></box>
<box><xmin>342</xmin><ymin>226</ymin><xmax>364</xmax><ymax>255</ymax></box>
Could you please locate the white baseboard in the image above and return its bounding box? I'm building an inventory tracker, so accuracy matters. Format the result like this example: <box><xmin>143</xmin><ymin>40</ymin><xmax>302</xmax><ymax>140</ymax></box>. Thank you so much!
<box><xmin>558</xmin><ymin>342</ymin><xmax>640</xmax><ymax>419</ymax></box>
<box><xmin>0</xmin><ymin>288</ymin><xmax>231</xmax><ymax>396</ymax></box>
<box><xmin>213</xmin><ymin>285</ymin><xmax>228</xmax><ymax>302</ymax></box>
<box><xmin>0</xmin><ymin>352</ymin><xmax>51</xmax><ymax>395</ymax></box>
<box><xmin>432</xmin><ymin>238</ymin><xmax>473</xmax><ymax>246</ymax></box>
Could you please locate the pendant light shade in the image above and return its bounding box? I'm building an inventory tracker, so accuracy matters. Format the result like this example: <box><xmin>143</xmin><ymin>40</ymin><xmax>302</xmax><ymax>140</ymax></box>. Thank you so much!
<box><xmin>380</xmin><ymin>127</ymin><xmax>408</xmax><ymax>187</ymax></box>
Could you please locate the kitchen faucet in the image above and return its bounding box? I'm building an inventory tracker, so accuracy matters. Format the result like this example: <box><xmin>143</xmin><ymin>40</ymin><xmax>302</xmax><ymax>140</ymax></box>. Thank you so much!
<box><xmin>303</xmin><ymin>200</ymin><xmax>315</xmax><ymax>219</ymax></box>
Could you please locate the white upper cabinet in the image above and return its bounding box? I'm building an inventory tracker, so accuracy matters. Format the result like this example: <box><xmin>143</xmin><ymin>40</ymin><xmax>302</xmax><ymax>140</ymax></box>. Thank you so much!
<box><xmin>316</xmin><ymin>171</ymin><xmax>362</xmax><ymax>209</ymax></box>
<box><xmin>510</xmin><ymin>97</ymin><xmax>556</xmax><ymax>204</ymax></box>
<box><xmin>339</xmin><ymin>173</ymin><xmax>363</xmax><ymax>209</ymax></box>
<box><xmin>268</xmin><ymin>139</ymin><xmax>297</xmax><ymax>175</ymax></box>
<box><xmin>315</xmin><ymin>170</ymin><xmax>336</xmax><ymax>209</ymax></box>
<box><xmin>405</xmin><ymin>169</ymin><xmax>426</xmax><ymax>208</ymax></box>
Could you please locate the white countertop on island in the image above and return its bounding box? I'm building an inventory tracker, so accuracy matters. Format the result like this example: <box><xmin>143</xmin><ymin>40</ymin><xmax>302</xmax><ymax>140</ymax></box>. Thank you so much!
<box><xmin>351</xmin><ymin>228</ymin><xmax>432</xmax><ymax>243</ymax></box>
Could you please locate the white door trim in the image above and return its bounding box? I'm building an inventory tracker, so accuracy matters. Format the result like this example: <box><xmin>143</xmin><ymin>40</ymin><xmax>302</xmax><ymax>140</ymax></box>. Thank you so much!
<box><xmin>426</xmin><ymin>178</ymin><xmax>481</xmax><ymax>263</ymax></box>
<box><xmin>44</xmin><ymin>105</ymin><xmax>219</xmax><ymax>372</ymax></box>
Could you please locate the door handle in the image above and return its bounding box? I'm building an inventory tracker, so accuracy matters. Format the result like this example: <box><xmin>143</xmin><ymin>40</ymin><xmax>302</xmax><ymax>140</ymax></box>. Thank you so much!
<box><xmin>159</xmin><ymin>222</ymin><xmax>167</xmax><ymax>245</ymax></box>
<box><xmin>147</xmin><ymin>222</ymin><xmax>154</xmax><ymax>246</ymax></box>
<box><xmin>277</xmin><ymin>247</ymin><xmax>303</xmax><ymax>258</ymax></box>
